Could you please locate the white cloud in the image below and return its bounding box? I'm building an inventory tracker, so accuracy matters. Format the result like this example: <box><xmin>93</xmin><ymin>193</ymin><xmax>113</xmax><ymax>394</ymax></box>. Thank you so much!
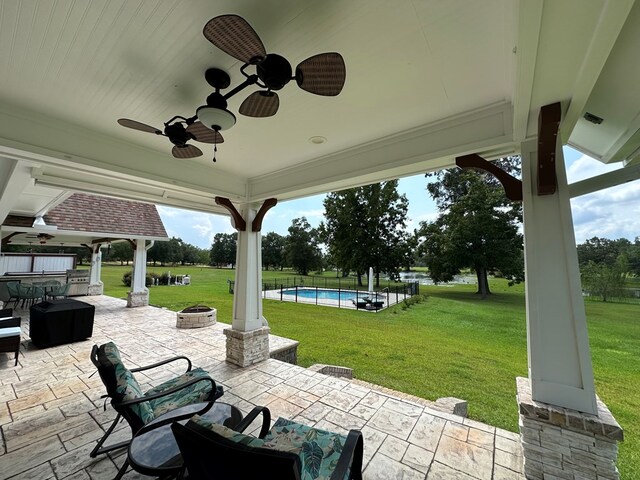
<box><xmin>566</xmin><ymin>154</ymin><xmax>621</xmax><ymax>183</ymax></box>
<box><xmin>570</xmin><ymin>179</ymin><xmax>640</xmax><ymax>243</ymax></box>
<box><xmin>156</xmin><ymin>205</ymin><xmax>181</xmax><ymax>218</ymax></box>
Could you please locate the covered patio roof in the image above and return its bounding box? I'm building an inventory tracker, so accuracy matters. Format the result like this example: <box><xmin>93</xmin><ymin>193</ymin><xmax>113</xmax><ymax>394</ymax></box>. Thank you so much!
<box><xmin>0</xmin><ymin>0</ymin><xmax>638</xmax><ymax>215</ymax></box>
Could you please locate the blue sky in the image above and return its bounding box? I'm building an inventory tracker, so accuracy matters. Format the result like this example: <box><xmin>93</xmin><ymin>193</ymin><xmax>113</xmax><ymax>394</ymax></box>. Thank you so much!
<box><xmin>157</xmin><ymin>146</ymin><xmax>639</xmax><ymax>249</ymax></box>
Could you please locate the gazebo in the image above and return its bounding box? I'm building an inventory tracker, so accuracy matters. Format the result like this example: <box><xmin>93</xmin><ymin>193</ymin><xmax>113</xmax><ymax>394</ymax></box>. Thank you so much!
<box><xmin>0</xmin><ymin>1</ymin><xmax>638</xmax><ymax>477</ymax></box>
<box><xmin>0</xmin><ymin>192</ymin><xmax>169</xmax><ymax>306</ymax></box>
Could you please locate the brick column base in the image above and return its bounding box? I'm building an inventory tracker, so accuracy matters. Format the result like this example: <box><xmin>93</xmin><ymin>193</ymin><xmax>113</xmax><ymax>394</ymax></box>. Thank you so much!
<box><xmin>126</xmin><ymin>291</ymin><xmax>149</xmax><ymax>308</ymax></box>
<box><xmin>224</xmin><ymin>327</ymin><xmax>270</xmax><ymax>367</ymax></box>
<box><xmin>516</xmin><ymin>377</ymin><xmax>623</xmax><ymax>480</ymax></box>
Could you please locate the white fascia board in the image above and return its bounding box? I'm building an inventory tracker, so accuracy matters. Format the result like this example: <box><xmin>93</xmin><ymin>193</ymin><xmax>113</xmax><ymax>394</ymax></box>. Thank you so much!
<box><xmin>248</xmin><ymin>102</ymin><xmax>515</xmax><ymax>201</ymax></box>
<box><xmin>0</xmin><ymin>102</ymin><xmax>247</xmax><ymax>201</ymax></box>
<box><xmin>569</xmin><ymin>163</ymin><xmax>640</xmax><ymax>198</ymax></box>
<box><xmin>561</xmin><ymin>0</ymin><xmax>635</xmax><ymax>141</ymax></box>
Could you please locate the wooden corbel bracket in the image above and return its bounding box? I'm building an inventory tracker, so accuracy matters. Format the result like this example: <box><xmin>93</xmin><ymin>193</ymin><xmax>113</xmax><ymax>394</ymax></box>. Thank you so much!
<box><xmin>83</xmin><ymin>243</ymin><xmax>103</xmax><ymax>252</ymax></box>
<box><xmin>252</xmin><ymin>198</ymin><xmax>278</xmax><ymax>232</ymax></box>
<box><xmin>215</xmin><ymin>197</ymin><xmax>247</xmax><ymax>231</ymax></box>
<box><xmin>537</xmin><ymin>102</ymin><xmax>561</xmax><ymax>195</ymax></box>
<box><xmin>455</xmin><ymin>154</ymin><xmax>523</xmax><ymax>201</ymax></box>
<box><xmin>1</xmin><ymin>232</ymin><xmax>24</xmax><ymax>246</ymax></box>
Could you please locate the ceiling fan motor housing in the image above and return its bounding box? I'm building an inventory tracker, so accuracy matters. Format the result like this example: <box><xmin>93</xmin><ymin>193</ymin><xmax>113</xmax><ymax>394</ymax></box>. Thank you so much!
<box><xmin>164</xmin><ymin>123</ymin><xmax>191</xmax><ymax>146</ymax></box>
<box><xmin>257</xmin><ymin>54</ymin><xmax>292</xmax><ymax>90</ymax></box>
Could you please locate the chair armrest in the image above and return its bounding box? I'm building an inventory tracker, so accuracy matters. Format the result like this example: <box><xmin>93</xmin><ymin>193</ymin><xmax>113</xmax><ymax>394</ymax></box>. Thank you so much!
<box><xmin>234</xmin><ymin>406</ymin><xmax>271</xmax><ymax>438</ymax></box>
<box><xmin>330</xmin><ymin>430</ymin><xmax>364</xmax><ymax>480</ymax></box>
<box><xmin>136</xmin><ymin>402</ymin><xmax>217</xmax><ymax>435</ymax></box>
<box><xmin>0</xmin><ymin>317</ymin><xmax>21</xmax><ymax>328</ymax></box>
<box><xmin>130</xmin><ymin>355</ymin><xmax>192</xmax><ymax>373</ymax></box>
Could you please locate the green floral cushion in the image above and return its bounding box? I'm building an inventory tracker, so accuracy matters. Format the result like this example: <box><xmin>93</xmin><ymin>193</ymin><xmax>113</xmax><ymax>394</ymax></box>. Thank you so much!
<box><xmin>97</xmin><ymin>342</ymin><xmax>154</xmax><ymax>423</ymax></box>
<box><xmin>262</xmin><ymin>418</ymin><xmax>349</xmax><ymax>480</ymax></box>
<box><xmin>189</xmin><ymin>414</ymin><xmax>265</xmax><ymax>448</ymax></box>
<box><xmin>146</xmin><ymin>367</ymin><xmax>214</xmax><ymax>417</ymax></box>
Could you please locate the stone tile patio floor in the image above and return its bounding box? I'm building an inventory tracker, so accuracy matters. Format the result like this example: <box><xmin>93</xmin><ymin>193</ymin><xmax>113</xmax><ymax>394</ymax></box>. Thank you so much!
<box><xmin>0</xmin><ymin>295</ymin><xmax>524</xmax><ymax>479</ymax></box>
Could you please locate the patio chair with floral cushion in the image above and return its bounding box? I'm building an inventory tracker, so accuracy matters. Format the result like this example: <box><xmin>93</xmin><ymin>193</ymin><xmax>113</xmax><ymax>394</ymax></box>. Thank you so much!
<box><xmin>89</xmin><ymin>341</ymin><xmax>224</xmax><ymax>472</ymax></box>
<box><xmin>172</xmin><ymin>405</ymin><xmax>364</xmax><ymax>480</ymax></box>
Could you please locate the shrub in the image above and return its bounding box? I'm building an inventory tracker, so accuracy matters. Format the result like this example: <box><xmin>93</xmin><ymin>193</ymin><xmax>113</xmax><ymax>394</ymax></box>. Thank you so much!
<box><xmin>122</xmin><ymin>271</ymin><xmax>155</xmax><ymax>287</ymax></box>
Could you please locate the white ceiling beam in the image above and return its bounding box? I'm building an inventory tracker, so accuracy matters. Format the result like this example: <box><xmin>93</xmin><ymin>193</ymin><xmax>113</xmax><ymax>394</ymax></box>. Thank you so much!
<box><xmin>512</xmin><ymin>0</ymin><xmax>543</xmax><ymax>142</ymax></box>
<box><xmin>0</xmin><ymin>159</ymin><xmax>33</xmax><ymax>224</ymax></box>
<box><xmin>248</xmin><ymin>102</ymin><xmax>515</xmax><ymax>201</ymax></box>
<box><xmin>0</xmin><ymin>101</ymin><xmax>247</xmax><ymax>202</ymax></box>
<box><xmin>31</xmin><ymin>171</ymin><xmax>229</xmax><ymax>216</ymax></box>
<box><xmin>560</xmin><ymin>0</ymin><xmax>636</xmax><ymax>141</ymax></box>
<box><xmin>569</xmin><ymin>163</ymin><xmax>640</xmax><ymax>198</ymax></box>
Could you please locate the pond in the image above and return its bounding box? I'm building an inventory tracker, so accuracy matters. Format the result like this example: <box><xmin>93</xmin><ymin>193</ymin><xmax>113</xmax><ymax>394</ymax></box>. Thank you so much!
<box><xmin>397</xmin><ymin>271</ymin><xmax>477</xmax><ymax>285</ymax></box>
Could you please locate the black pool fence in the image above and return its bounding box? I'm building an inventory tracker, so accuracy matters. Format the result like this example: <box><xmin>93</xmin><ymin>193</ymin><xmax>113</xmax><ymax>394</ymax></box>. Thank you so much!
<box><xmin>228</xmin><ymin>277</ymin><xmax>420</xmax><ymax>311</ymax></box>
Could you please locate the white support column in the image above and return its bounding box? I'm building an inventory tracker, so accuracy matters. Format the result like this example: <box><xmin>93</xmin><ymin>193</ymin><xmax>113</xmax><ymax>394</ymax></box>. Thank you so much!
<box><xmin>88</xmin><ymin>245</ymin><xmax>103</xmax><ymax>295</ymax></box>
<box><xmin>521</xmin><ymin>138</ymin><xmax>596</xmax><ymax>413</ymax></box>
<box><xmin>518</xmin><ymin>139</ymin><xmax>623</xmax><ymax>480</ymax></box>
<box><xmin>232</xmin><ymin>204</ymin><xmax>267</xmax><ymax>332</ymax></box>
<box><xmin>127</xmin><ymin>239</ymin><xmax>149</xmax><ymax>307</ymax></box>
<box><xmin>224</xmin><ymin>202</ymin><xmax>270</xmax><ymax>367</ymax></box>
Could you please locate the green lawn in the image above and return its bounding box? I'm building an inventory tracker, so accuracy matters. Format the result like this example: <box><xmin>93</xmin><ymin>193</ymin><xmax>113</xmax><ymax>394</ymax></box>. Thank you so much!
<box><xmin>96</xmin><ymin>264</ymin><xmax>639</xmax><ymax>478</ymax></box>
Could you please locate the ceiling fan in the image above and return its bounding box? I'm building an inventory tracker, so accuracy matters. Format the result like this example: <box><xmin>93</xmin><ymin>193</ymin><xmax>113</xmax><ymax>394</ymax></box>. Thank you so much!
<box><xmin>201</xmin><ymin>14</ymin><xmax>346</xmax><ymax>120</ymax></box>
<box><xmin>116</xmin><ymin>117</ymin><xmax>223</xmax><ymax>160</ymax></box>
<box><xmin>117</xmin><ymin>14</ymin><xmax>345</xmax><ymax>162</ymax></box>
<box><xmin>25</xmin><ymin>233</ymin><xmax>55</xmax><ymax>244</ymax></box>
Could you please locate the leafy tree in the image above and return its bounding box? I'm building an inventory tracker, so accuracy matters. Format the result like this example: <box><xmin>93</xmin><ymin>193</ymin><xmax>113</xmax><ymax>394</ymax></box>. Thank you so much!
<box><xmin>262</xmin><ymin>232</ymin><xmax>286</xmax><ymax>270</ymax></box>
<box><xmin>320</xmin><ymin>180</ymin><xmax>409</xmax><ymax>286</ymax></box>
<box><xmin>209</xmin><ymin>233</ymin><xmax>237</xmax><ymax>267</ymax></box>
<box><xmin>109</xmin><ymin>241</ymin><xmax>132</xmax><ymax>265</ymax></box>
<box><xmin>576</xmin><ymin>237</ymin><xmax>630</xmax><ymax>267</ymax></box>
<box><xmin>581</xmin><ymin>257</ymin><xmax>628</xmax><ymax>302</ymax></box>
<box><xmin>148</xmin><ymin>237</ymin><xmax>183</xmax><ymax>266</ymax></box>
<box><xmin>284</xmin><ymin>217</ymin><xmax>322</xmax><ymax>275</ymax></box>
<box><xmin>417</xmin><ymin>156</ymin><xmax>523</xmax><ymax>298</ymax></box>
<box><xmin>627</xmin><ymin>237</ymin><xmax>640</xmax><ymax>276</ymax></box>
<box><xmin>180</xmin><ymin>243</ymin><xmax>202</xmax><ymax>265</ymax></box>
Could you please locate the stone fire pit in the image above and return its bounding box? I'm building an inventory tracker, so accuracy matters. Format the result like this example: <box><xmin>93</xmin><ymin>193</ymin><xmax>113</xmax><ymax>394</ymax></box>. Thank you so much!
<box><xmin>176</xmin><ymin>304</ymin><xmax>216</xmax><ymax>329</ymax></box>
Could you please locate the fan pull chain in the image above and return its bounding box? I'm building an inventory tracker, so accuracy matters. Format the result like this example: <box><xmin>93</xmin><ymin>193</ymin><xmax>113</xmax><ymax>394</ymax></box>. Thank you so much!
<box><xmin>212</xmin><ymin>143</ymin><xmax>217</xmax><ymax>163</ymax></box>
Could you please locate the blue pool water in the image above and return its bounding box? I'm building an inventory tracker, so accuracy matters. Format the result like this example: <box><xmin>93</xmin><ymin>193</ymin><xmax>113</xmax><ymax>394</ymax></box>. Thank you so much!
<box><xmin>280</xmin><ymin>288</ymin><xmax>383</xmax><ymax>301</ymax></box>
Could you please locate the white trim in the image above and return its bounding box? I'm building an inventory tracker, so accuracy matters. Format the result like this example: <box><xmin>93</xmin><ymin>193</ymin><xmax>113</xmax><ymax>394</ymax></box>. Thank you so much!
<box><xmin>560</xmin><ymin>0</ymin><xmax>636</xmax><ymax>141</ymax></box>
<box><xmin>569</xmin><ymin>163</ymin><xmax>640</xmax><ymax>198</ymax></box>
<box><xmin>512</xmin><ymin>0</ymin><xmax>543</xmax><ymax>142</ymax></box>
<box><xmin>249</xmin><ymin>102</ymin><xmax>514</xmax><ymax>201</ymax></box>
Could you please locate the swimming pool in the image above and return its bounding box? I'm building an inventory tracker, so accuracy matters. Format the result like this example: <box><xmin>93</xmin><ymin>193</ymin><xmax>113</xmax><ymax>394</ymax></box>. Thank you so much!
<box><xmin>280</xmin><ymin>287</ymin><xmax>383</xmax><ymax>302</ymax></box>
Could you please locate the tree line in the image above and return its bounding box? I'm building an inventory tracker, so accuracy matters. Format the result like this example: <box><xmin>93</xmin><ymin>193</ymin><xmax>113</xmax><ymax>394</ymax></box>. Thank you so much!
<box><xmin>208</xmin><ymin>156</ymin><xmax>527</xmax><ymax>296</ymax></box>
<box><xmin>577</xmin><ymin>236</ymin><xmax>640</xmax><ymax>302</ymax></box>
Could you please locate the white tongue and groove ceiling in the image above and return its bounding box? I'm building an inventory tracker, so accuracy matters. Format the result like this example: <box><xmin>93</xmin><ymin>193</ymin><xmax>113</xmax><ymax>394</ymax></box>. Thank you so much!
<box><xmin>0</xmin><ymin>0</ymin><xmax>638</xmax><ymax>213</ymax></box>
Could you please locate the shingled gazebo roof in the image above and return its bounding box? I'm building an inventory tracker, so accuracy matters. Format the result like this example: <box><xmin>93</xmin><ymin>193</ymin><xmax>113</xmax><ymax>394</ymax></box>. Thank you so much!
<box><xmin>2</xmin><ymin>193</ymin><xmax>168</xmax><ymax>245</ymax></box>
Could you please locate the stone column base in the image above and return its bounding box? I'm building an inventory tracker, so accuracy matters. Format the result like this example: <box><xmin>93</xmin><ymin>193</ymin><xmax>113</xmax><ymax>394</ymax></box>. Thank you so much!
<box><xmin>88</xmin><ymin>283</ymin><xmax>104</xmax><ymax>296</ymax></box>
<box><xmin>127</xmin><ymin>291</ymin><xmax>149</xmax><ymax>308</ymax></box>
<box><xmin>224</xmin><ymin>327</ymin><xmax>270</xmax><ymax>367</ymax></box>
<box><xmin>516</xmin><ymin>377</ymin><xmax>623</xmax><ymax>480</ymax></box>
